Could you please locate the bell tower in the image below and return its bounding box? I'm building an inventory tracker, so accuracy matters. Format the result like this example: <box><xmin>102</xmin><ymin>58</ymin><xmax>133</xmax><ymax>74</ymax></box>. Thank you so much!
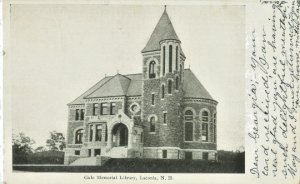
<box><xmin>141</xmin><ymin>7</ymin><xmax>186</xmax><ymax>157</ymax></box>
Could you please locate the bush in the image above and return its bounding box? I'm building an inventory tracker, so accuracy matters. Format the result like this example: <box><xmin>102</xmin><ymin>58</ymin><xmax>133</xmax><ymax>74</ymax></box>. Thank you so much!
<box><xmin>13</xmin><ymin>151</ymin><xmax>64</xmax><ymax>164</ymax></box>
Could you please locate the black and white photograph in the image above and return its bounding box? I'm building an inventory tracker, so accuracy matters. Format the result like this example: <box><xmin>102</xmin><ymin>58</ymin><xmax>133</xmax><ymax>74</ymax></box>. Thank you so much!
<box><xmin>9</xmin><ymin>4</ymin><xmax>245</xmax><ymax>173</ymax></box>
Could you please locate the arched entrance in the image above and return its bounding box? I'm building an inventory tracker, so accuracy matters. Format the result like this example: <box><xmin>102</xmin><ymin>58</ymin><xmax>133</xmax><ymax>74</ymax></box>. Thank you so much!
<box><xmin>112</xmin><ymin>123</ymin><xmax>128</xmax><ymax>147</ymax></box>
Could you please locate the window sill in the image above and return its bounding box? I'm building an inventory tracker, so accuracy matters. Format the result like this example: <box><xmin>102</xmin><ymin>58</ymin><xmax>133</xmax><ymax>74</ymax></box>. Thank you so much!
<box><xmin>149</xmin><ymin>132</ymin><xmax>156</xmax><ymax>134</ymax></box>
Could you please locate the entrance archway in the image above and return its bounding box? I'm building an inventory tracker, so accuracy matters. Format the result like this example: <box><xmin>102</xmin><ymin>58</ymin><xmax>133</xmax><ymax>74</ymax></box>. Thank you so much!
<box><xmin>112</xmin><ymin>123</ymin><xmax>128</xmax><ymax>147</ymax></box>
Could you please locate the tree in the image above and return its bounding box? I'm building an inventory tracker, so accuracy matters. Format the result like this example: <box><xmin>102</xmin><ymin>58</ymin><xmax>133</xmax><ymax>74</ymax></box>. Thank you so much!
<box><xmin>12</xmin><ymin>131</ymin><xmax>36</xmax><ymax>164</ymax></box>
<box><xmin>46</xmin><ymin>131</ymin><xmax>66</xmax><ymax>151</ymax></box>
<box><xmin>12</xmin><ymin>132</ymin><xmax>35</xmax><ymax>155</ymax></box>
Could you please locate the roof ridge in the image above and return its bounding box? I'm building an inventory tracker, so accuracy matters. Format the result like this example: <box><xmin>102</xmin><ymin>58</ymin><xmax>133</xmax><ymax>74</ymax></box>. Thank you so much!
<box><xmin>115</xmin><ymin>74</ymin><xmax>131</xmax><ymax>94</ymax></box>
<box><xmin>83</xmin><ymin>75</ymin><xmax>116</xmax><ymax>99</ymax></box>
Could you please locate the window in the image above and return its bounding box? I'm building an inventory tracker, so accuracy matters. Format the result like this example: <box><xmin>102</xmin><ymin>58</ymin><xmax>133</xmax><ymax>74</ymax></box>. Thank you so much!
<box><xmin>202</xmin><ymin>111</ymin><xmax>209</xmax><ymax>121</ymax></box>
<box><xmin>163</xmin><ymin>150</ymin><xmax>167</xmax><ymax>158</ymax></box>
<box><xmin>80</xmin><ymin>109</ymin><xmax>85</xmax><ymax>120</ymax></box>
<box><xmin>151</xmin><ymin>94</ymin><xmax>155</xmax><ymax>105</ymax></box>
<box><xmin>175</xmin><ymin>76</ymin><xmax>179</xmax><ymax>90</ymax></box>
<box><xmin>101</xmin><ymin>103</ymin><xmax>108</xmax><ymax>115</ymax></box>
<box><xmin>169</xmin><ymin>45</ymin><xmax>173</xmax><ymax>72</ymax></box>
<box><xmin>176</xmin><ymin>46</ymin><xmax>178</xmax><ymax>70</ymax></box>
<box><xmin>202</xmin><ymin>110</ymin><xmax>209</xmax><ymax>142</ymax></box>
<box><xmin>161</xmin><ymin>85</ymin><xmax>165</xmax><ymax>99</ymax></box>
<box><xmin>214</xmin><ymin>124</ymin><xmax>216</xmax><ymax>143</ymax></box>
<box><xmin>88</xmin><ymin>149</ymin><xmax>91</xmax><ymax>157</ymax></box>
<box><xmin>150</xmin><ymin>117</ymin><xmax>155</xmax><ymax>132</ymax></box>
<box><xmin>213</xmin><ymin>113</ymin><xmax>216</xmax><ymax>143</ymax></box>
<box><xmin>185</xmin><ymin>110</ymin><xmax>193</xmax><ymax>120</ymax></box>
<box><xmin>185</xmin><ymin>110</ymin><xmax>194</xmax><ymax>141</ymax></box>
<box><xmin>93</xmin><ymin>103</ymin><xmax>99</xmax><ymax>115</ymax></box>
<box><xmin>94</xmin><ymin>149</ymin><xmax>101</xmax><ymax>156</ymax></box>
<box><xmin>202</xmin><ymin>123</ymin><xmax>208</xmax><ymax>142</ymax></box>
<box><xmin>140</xmin><ymin>132</ymin><xmax>143</xmax><ymax>142</ymax></box>
<box><xmin>75</xmin><ymin>109</ymin><xmax>80</xmax><ymax>120</ymax></box>
<box><xmin>180</xmin><ymin>64</ymin><xmax>183</xmax><ymax>81</ymax></box>
<box><xmin>105</xmin><ymin>124</ymin><xmax>108</xmax><ymax>142</ymax></box>
<box><xmin>185</xmin><ymin>122</ymin><xmax>193</xmax><ymax>141</ymax></box>
<box><xmin>168</xmin><ymin>80</ymin><xmax>172</xmax><ymax>94</ymax></box>
<box><xmin>75</xmin><ymin>150</ymin><xmax>80</xmax><ymax>155</ymax></box>
<box><xmin>163</xmin><ymin>46</ymin><xmax>166</xmax><ymax>76</ymax></box>
<box><xmin>89</xmin><ymin>125</ymin><xmax>93</xmax><ymax>142</ymax></box>
<box><xmin>149</xmin><ymin>61</ymin><xmax>156</xmax><ymax>78</ymax></box>
<box><xmin>185</xmin><ymin>152</ymin><xmax>193</xmax><ymax>160</ymax></box>
<box><xmin>203</xmin><ymin>152</ymin><xmax>208</xmax><ymax>160</ymax></box>
<box><xmin>110</xmin><ymin>102</ymin><xmax>117</xmax><ymax>115</ymax></box>
<box><xmin>163</xmin><ymin>113</ymin><xmax>167</xmax><ymax>124</ymax></box>
<box><xmin>75</xmin><ymin>129</ymin><xmax>83</xmax><ymax>144</ymax></box>
<box><xmin>95</xmin><ymin>125</ymin><xmax>102</xmax><ymax>141</ymax></box>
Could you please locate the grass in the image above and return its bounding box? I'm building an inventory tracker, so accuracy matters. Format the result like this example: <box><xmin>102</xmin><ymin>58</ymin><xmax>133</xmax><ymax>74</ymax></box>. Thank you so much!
<box><xmin>13</xmin><ymin>157</ymin><xmax>244</xmax><ymax>173</ymax></box>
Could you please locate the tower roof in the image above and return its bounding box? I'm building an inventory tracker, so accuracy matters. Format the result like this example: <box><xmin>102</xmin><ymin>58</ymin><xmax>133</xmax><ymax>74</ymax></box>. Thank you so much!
<box><xmin>142</xmin><ymin>9</ymin><xmax>181</xmax><ymax>53</ymax></box>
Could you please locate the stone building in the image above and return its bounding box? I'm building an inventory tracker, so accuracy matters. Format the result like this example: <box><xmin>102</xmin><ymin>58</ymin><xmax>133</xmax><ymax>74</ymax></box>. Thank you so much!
<box><xmin>64</xmin><ymin>9</ymin><xmax>218</xmax><ymax>165</ymax></box>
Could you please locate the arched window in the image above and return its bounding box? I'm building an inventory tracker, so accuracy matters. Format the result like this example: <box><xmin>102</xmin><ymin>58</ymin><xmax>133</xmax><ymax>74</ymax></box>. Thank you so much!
<box><xmin>201</xmin><ymin>110</ymin><xmax>209</xmax><ymax>142</ymax></box>
<box><xmin>176</xmin><ymin>46</ymin><xmax>178</xmax><ymax>70</ymax></box>
<box><xmin>149</xmin><ymin>61</ymin><xmax>156</xmax><ymax>78</ymax></box>
<box><xmin>184</xmin><ymin>110</ymin><xmax>193</xmax><ymax>141</ymax></box>
<box><xmin>161</xmin><ymin>84</ymin><xmax>165</xmax><ymax>99</ymax></box>
<box><xmin>75</xmin><ymin>129</ymin><xmax>83</xmax><ymax>144</ymax></box>
<box><xmin>150</xmin><ymin>117</ymin><xmax>155</xmax><ymax>132</ymax></box>
<box><xmin>163</xmin><ymin>46</ymin><xmax>166</xmax><ymax>76</ymax></box>
<box><xmin>175</xmin><ymin>76</ymin><xmax>179</xmax><ymax>90</ymax></box>
<box><xmin>168</xmin><ymin>80</ymin><xmax>172</xmax><ymax>94</ymax></box>
<box><xmin>169</xmin><ymin>45</ymin><xmax>173</xmax><ymax>72</ymax></box>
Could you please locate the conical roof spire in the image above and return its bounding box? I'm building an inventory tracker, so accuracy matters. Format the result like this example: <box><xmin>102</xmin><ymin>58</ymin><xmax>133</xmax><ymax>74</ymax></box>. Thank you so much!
<box><xmin>142</xmin><ymin>7</ymin><xmax>180</xmax><ymax>53</ymax></box>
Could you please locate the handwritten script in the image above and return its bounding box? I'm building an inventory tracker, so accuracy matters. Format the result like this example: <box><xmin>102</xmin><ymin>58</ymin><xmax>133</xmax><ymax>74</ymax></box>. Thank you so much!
<box><xmin>248</xmin><ymin>0</ymin><xmax>300</xmax><ymax>179</ymax></box>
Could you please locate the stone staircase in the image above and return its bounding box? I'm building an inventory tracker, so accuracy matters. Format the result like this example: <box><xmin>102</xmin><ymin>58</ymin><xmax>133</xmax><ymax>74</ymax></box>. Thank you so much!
<box><xmin>105</xmin><ymin>146</ymin><xmax>128</xmax><ymax>158</ymax></box>
<box><xmin>70</xmin><ymin>157</ymin><xmax>97</xmax><ymax>166</ymax></box>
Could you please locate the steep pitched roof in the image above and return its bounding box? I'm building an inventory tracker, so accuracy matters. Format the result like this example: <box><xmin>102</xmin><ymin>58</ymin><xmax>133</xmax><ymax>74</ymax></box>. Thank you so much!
<box><xmin>84</xmin><ymin>74</ymin><xmax>131</xmax><ymax>98</ymax></box>
<box><xmin>68</xmin><ymin>69</ymin><xmax>215</xmax><ymax>105</ymax></box>
<box><xmin>68</xmin><ymin>76</ymin><xmax>113</xmax><ymax>105</ymax></box>
<box><xmin>183</xmin><ymin>69</ymin><xmax>214</xmax><ymax>100</ymax></box>
<box><xmin>142</xmin><ymin>10</ymin><xmax>181</xmax><ymax>53</ymax></box>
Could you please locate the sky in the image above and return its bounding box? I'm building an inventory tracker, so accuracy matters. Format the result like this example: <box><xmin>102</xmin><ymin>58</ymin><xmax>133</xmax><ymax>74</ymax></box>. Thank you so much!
<box><xmin>9</xmin><ymin>4</ymin><xmax>245</xmax><ymax>151</ymax></box>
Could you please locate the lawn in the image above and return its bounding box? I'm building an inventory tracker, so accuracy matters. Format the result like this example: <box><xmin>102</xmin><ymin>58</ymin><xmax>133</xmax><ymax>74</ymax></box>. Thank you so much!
<box><xmin>13</xmin><ymin>157</ymin><xmax>244</xmax><ymax>173</ymax></box>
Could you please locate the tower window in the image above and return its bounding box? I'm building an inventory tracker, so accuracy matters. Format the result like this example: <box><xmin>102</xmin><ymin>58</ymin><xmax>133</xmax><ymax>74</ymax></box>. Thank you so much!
<box><xmin>175</xmin><ymin>76</ymin><xmax>179</xmax><ymax>90</ymax></box>
<box><xmin>176</xmin><ymin>46</ymin><xmax>178</xmax><ymax>70</ymax></box>
<box><xmin>149</xmin><ymin>61</ymin><xmax>156</xmax><ymax>78</ymax></box>
<box><xmin>161</xmin><ymin>85</ymin><xmax>165</xmax><ymax>99</ymax></box>
<box><xmin>93</xmin><ymin>103</ymin><xmax>99</xmax><ymax>115</ymax></box>
<box><xmin>80</xmin><ymin>109</ymin><xmax>85</xmax><ymax>120</ymax></box>
<box><xmin>110</xmin><ymin>102</ymin><xmax>117</xmax><ymax>115</ymax></box>
<box><xmin>169</xmin><ymin>45</ymin><xmax>173</xmax><ymax>72</ymax></box>
<box><xmin>163</xmin><ymin>46</ymin><xmax>166</xmax><ymax>76</ymax></box>
<box><xmin>151</xmin><ymin>94</ymin><xmax>155</xmax><ymax>105</ymax></box>
<box><xmin>101</xmin><ymin>103</ymin><xmax>108</xmax><ymax>115</ymax></box>
<box><xmin>150</xmin><ymin>117</ymin><xmax>155</xmax><ymax>132</ymax></box>
<box><xmin>163</xmin><ymin>113</ymin><xmax>167</xmax><ymax>124</ymax></box>
<box><xmin>75</xmin><ymin>129</ymin><xmax>83</xmax><ymax>144</ymax></box>
<box><xmin>168</xmin><ymin>80</ymin><xmax>172</xmax><ymax>94</ymax></box>
<box><xmin>75</xmin><ymin>109</ymin><xmax>80</xmax><ymax>120</ymax></box>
